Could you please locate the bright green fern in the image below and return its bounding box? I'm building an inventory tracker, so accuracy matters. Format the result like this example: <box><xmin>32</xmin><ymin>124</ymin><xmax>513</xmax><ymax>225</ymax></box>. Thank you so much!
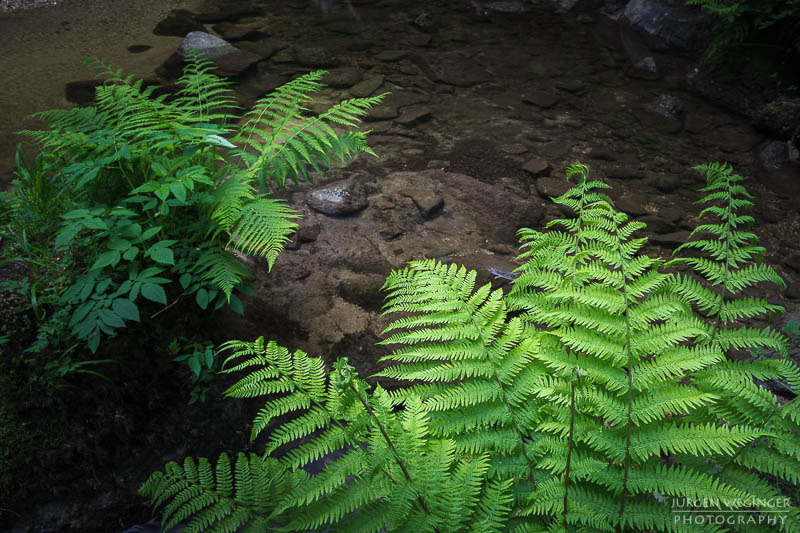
<box><xmin>141</xmin><ymin>162</ymin><xmax>800</xmax><ymax>532</ymax></box>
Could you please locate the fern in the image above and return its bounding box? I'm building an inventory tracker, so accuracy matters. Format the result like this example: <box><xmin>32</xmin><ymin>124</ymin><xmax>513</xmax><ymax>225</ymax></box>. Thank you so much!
<box><xmin>142</xmin><ymin>162</ymin><xmax>800</xmax><ymax>532</ymax></box>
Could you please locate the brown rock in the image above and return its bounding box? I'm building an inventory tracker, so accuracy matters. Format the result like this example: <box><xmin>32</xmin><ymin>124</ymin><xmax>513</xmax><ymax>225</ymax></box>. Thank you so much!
<box><xmin>350</xmin><ymin>76</ymin><xmax>385</xmax><ymax>97</ymax></box>
<box><xmin>522</xmin><ymin>90</ymin><xmax>557</xmax><ymax>109</ymax></box>
<box><xmin>521</xmin><ymin>158</ymin><xmax>551</xmax><ymax>177</ymax></box>
<box><xmin>401</xmin><ymin>188</ymin><xmax>444</xmax><ymax>219</ymax></box>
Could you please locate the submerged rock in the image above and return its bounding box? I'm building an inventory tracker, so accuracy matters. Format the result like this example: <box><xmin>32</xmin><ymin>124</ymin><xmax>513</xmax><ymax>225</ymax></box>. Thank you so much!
<box><xmin>622</xmin><ymin>0</ymin><xmax>712</xmax><ymax>56</ymax></box>
<box><xmin>307</xmin><ymin>180</ymin><xmax>368</xmax><ymax>216</ymax></box>
<box><xmin>177</xmin><ymin>31</ymin><xmax>238</xmax><ymax>58</ymax></box>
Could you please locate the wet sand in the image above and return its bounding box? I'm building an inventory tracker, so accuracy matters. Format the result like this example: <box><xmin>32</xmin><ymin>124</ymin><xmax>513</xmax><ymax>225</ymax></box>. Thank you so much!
<box><xmin>0</xmin><ymin>0</ymin><xmax>208</xmax><ymax>186</ymax></box>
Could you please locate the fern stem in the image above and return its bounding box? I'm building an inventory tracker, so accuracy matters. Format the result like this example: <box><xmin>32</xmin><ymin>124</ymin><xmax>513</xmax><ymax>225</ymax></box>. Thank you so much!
<box><xmin>562</xmin><ymin>377</ymin><xmax>576</xmax><ymax>527</ymax></box>
<box><xmin>494</xmin><ymin>376</ymin><xmax>537</xmax><ymax>489</ymax></box>
<box><xmin>616</xmin><ymin>228</ymin><xmax>635</xmax><ymax>532</ymax></box>
<box><xmin>348</xmin><ymin>383</ymin><xmax>438</xmax><ymax>524</ymax></box>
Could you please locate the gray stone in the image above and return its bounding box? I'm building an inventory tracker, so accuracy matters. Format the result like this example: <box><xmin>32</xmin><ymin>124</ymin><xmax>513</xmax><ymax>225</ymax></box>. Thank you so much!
<box><xmin>638</xmin><ymin>215</ymin><xmax>676</xmax><ymax>234</ymax></box>
<box><xmin>522</xmin><ymin>90</ymin><xmax>557</xmax><ymax>109</ymax></box>
<box><xmin>350</xmin><ymin>76</ymin><xmax>385</xmax><ymax>97</ymax></box>
<box><xmin>401</xmin><ymin>188</ymin><xmax>444</xmax><ymax>219</ymax></box>
<box><xmin>323</xmin><ymin>68</ymin><xmax>363</xmax><ymax>88</ymax></box>
<box><xmin>395</xmin><ymin>105</ymin><xmax>432</xmax><ymax>127</ymax></box>
<box><xmin>654</xmin><ymin>173</ymin><xmax>681</xmax><ymax>192</ymax></box>
<box><xmin>716</xmin><ymin>125</ymin><xmax>762</xmax><ymax>153</ymax></box>
<box><xmin>521</xmin><ymin>158</ymin><xmax>551</xmax><ymax>177</ymax></box>
<box><xmin>649</xmin><ymin>230</ymin><xmax>691</xmax><ymax>247</ymax></box>
<box><xmin>622</xmin><ymin>0</ymin><xmax>712</xmax><ymax>55</ymax></box>
<box><xmin>294</xmin><ymin>47</ymin><xmax>339</xmax><ymax>68</ymax></box>
<box><xmin>533</xmin><ymin>176</ymin><xmax>571</xmax><ymax>198</ymax></box>
<box><xmin>365</xmin><ymin>104</ymin><xmax>398</xmax><ymax>121</ymax></box>
<box><xmin>178</xmin><ymin>31</ymin><xmax>238</xmax><ymax>58</ymax></box>
<box><xmin>615</xmin><ymin>194</ymin><xmax>649</xmax><ymax>216</ymax></box>
<box><xmin>758</xmin><ymin>141</ymin><xmax>792</xmax><ymax>170</ymax></box>
<box><xmin>646</xmin><ymin>94</ymin><xmax>683</xmax><ymax>119</ymax></box>
<box><xmin>555</xmin><ymin>79</ymin><xmax>586</xmax><ymax>94</ymax></box>
<box><xmin>625</xmin><ymin>56</ymin><xmax>659</xmax><ymax>80</ymax></box>
<box><xmin>306</xmin><ymin>180</ymin><xmax>368</xmax><ymax>216</ymax></box>
<box><xmin>498</xmin><ymin>143</ymin><xmax>528</xmax><ymax>155</ymax></box>
<box><xmin>414</xmin><ymin>51</ymin><xmax>492</xmax><ymax>87</ymax></box>
<box><xmin>210</xmin><ymin>50</ymin><xmax>263</xmax><ymax>76</ymax></box>
<box><xmin>605</xmin><ymin>165</ymin><xmax>644</xmax><ymax>180</ymax></box>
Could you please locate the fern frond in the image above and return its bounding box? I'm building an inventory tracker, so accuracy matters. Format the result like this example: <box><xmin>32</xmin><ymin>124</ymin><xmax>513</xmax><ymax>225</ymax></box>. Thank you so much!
<box><xmin>228</xmin><ymin>196</ymin><xmax>299</xmax><ymax>269</ymax></box>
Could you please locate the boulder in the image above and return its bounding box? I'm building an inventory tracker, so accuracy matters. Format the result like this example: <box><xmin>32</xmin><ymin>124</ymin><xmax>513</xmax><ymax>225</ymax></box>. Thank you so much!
<box><xmin>307</xmin><ymin>180</ymin><xmax>368</xmax><ymax>216</ymax></box>
<box><xmin>177</xmin><ymin>31</ymin><xmax>238</xmax><ymax>58</ymax></box>
<box><xmin>622</xmin><ymin>0</ymin><xmax>712</xmax><ymax>56</ymax></box>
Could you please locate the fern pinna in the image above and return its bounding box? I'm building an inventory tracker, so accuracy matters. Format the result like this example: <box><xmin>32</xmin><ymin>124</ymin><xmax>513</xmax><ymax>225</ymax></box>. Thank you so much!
<box><xmin>142</xmin><ymin>162</ymin><xmax>800</xmax><ymax>532</ymax></box>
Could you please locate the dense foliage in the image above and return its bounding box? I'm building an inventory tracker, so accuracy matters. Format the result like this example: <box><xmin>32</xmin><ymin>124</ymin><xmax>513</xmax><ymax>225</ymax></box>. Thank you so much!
<box><xmin>142</xmin><ymin>162</ymin><xmax>800</xmax><ymax>532</ymax></box>
<box><xmin>686</xmin><ymin>0</ymin><xmax>800</xmax><ymax>70</ymax></box>
<box><xmin>0</xmin><ymin>54</ymin><xmax>385</xmax><ymax>382</ymax></box>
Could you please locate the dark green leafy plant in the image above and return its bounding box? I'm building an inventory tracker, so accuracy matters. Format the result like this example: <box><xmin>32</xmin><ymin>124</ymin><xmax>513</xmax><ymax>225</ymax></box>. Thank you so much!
<box><xmin>686</xmin><ymin>0</ymin><xmax>800</xmax><ymax>67</ymax></box>
<box><xmin>169</xmin><ymin>337</ymin><xmax>218</xmax><ymax>404</ymax></box>
<box><xmin>142</xmin><ymin>163</ymin><xmax>800</xmax><ymax>531</ymax></box>
<box><xmin>3</xmin><ymin>52</ymin><xmax>386</xmax><ymax>372</ymax></box>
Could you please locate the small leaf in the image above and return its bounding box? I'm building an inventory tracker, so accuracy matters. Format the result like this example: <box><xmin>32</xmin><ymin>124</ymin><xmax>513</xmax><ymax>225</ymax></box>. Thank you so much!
<box><xmin>188</xmin><ymin>356</ymin><xmax>201</xmax><ymax>378</ymax></box>
<box><xmin>179</xmin><ymin>273</ymin><xmax>192</xmax><ymax>290</ymax></box>
<box><xmin>196</xmin><ymin>288</ymin><xmax>209</xmax><ymax>310</ymax></box>
<box><xmin>107</xmin><ymin>239</ymin><xmax>131</xmax><ymax>252</ymax></box>
<box><xmin>112</xmin><ymin>299</ymin><xmax>140</xmax><ymax>322</ymax></box>
<box><xmin>122</xmin><ymin>247</ymin><xmax>139</xmax><ymax>261</ymax></box>
<box><xmin>120</xmin><ymin>223</ymin><xmax>143</xmax><ymax>238</ymax></box>
<box><xmin>91</xmin><ymin>251</ymin><xmax>121</xmax><ymax>270</ymax></box>
<box><xmin>205</xmin><ymin>134</ymin><xmax>236</xmax><ymax>148</ymax></box>
<box><xmin>98</xmin><ymin>308</ymin><xmax>125</xmax><ymax>328</ymax></box>
<box><xmin>55</xmin><ymin>223</ymin><xmax>81</xmax><ymax>249</ymax></box>
<box><xmin>204</xmin><ymin>346</ymin><xmax>214</xmax><ymax>368</ymax></box>
<box><xmin>141</xmin><ymin>283</ymin><xmax>167</xmax><ymax>305</ymax></box>
<box><xmin>151</xmin><ymin>161</ymin><xmax>169</xmax><ymax>177</ymax></box>
<box><xmin>83</xmin><ymin>217</ymin><xmax>109</xmax><ymax>230</ymax></box>
<box><xmin>148</xmin><ymin>246</ymin><xmax>175</xmax><ymax>265</ymax></box>
<box><xmin>169</xmin><ymin>182</ymin><xmax>187</xmax><ymax>203</ymax></box>
<box><xmin>88</xmin><ymin>330</ymin><xmax>101</xmax><ymax>353</ymax></box>
<box><xmin>229</xmin><ymin>293</ymin><xmax>244</xmax><ymax>315</ymax></box>
<box><xmin>139</xmin><ymin>226</ymin><xmax>163</xmax><ymax>241</ymax></box>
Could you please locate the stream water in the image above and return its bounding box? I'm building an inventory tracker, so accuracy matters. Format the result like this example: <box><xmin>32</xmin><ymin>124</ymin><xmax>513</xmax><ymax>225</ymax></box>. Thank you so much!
<box><xmin>2</xmin><ymin>0</ymin><xmax>799</xmax><ymax>531</ymax></box>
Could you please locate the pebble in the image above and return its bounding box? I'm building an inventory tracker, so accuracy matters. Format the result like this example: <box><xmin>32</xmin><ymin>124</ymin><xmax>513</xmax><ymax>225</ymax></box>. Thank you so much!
<box><xmin>306</xmin><ymin>180</ymin><xmax>368</xmax><ymax>216</ymax></box>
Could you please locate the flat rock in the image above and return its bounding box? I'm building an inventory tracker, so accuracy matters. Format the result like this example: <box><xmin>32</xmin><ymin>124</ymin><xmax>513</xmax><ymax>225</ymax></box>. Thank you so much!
<box><xmin>154</xmin><ymin>9</ymin><xmax>204</xmax><ymax>37</ymax></box>
<box><xmin>498</xmin><ymin>143</ymin><xmax>528</xmax><ymax>155</ymax></box>
<box><xmin>638</xmin><ymin>215</ymin><xmax>676</xmax><ymax>234</ymax></box>
<box><xmin>211</xmin><ymin>22</ymin><xmax>268</xmax><ymax>42</ymax></box>
<box><xmin>365</xmin><ymin>103</ymin><xmax>398</xmax><ymax>121</ymax></box>
<box><xmin>555</xmin><ymin>78</ymin><xmax>586</xmax><ymax>94</ymax></box>
<box><xmin>401</xmin><ymin>188</ymin><xmax>444</xmax><ymax>219</ymax></box>
<box><xmin>178</xmin><ymin>31</ymin><xmax>238</xmax><ymax>58</ymax></box>
<box><xmin>306</xmin><ymin>180</ymin><xmax>368</xmax><ymax>216</ymax></box>
<box><xmin>715</xmin><ymin>125</ymin><xmax>762</xmax><ymax>153</ymax></box>
<box><xmin>414</xmin><ymin>51</ymin><xmax>492</xmax><ymax>87</ymax></box>
<box><xmin>522</xmin><ymin>90</ymin><xmax>557</xmax><ymax>109</ymax></box>
<box><xmin>648</xmin><ymin>230</ymin><xmax>691</xmax><ymax>247</ymax></box>
<box><xmin>533</xmin><ymin>176</ymin><xmax>570</xmax><ymax>198</ymax></box>
<box><xmin>211</xmin><ymin>49</ymin><xmax>263</xmax><ymax>76</ymax></box>
<box><xmin>395</xmin><ymin>105</ymin><xmax>432</xmax><ymax>127</ymax></box>
<box><xmin>521</xmin><ymin>158</ymin><xmax>551</xmax><ymax>177</ymax></box>
<box><xmin>350</xmin><ymin>76</ymin><xmax>385</xmax><ymax>97</ymax></box>
<box><xmin>615</xmin><ymin>194</ymin><xmax>649</xmax><ymax>216</ymax></box>
<box><xmin>294</xmin><ymin>46</ymin><xmax>339</xmax><ymax>67</ymax></box>
<box><xmin>323</xmin><ymin>68</ymin><xmax>363</xmax><ymax>88</ymax></box>
<box><xmin>605</xmin><ymin>165</ymin><xmax>644</xmax><ymax>180</ymax></box>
